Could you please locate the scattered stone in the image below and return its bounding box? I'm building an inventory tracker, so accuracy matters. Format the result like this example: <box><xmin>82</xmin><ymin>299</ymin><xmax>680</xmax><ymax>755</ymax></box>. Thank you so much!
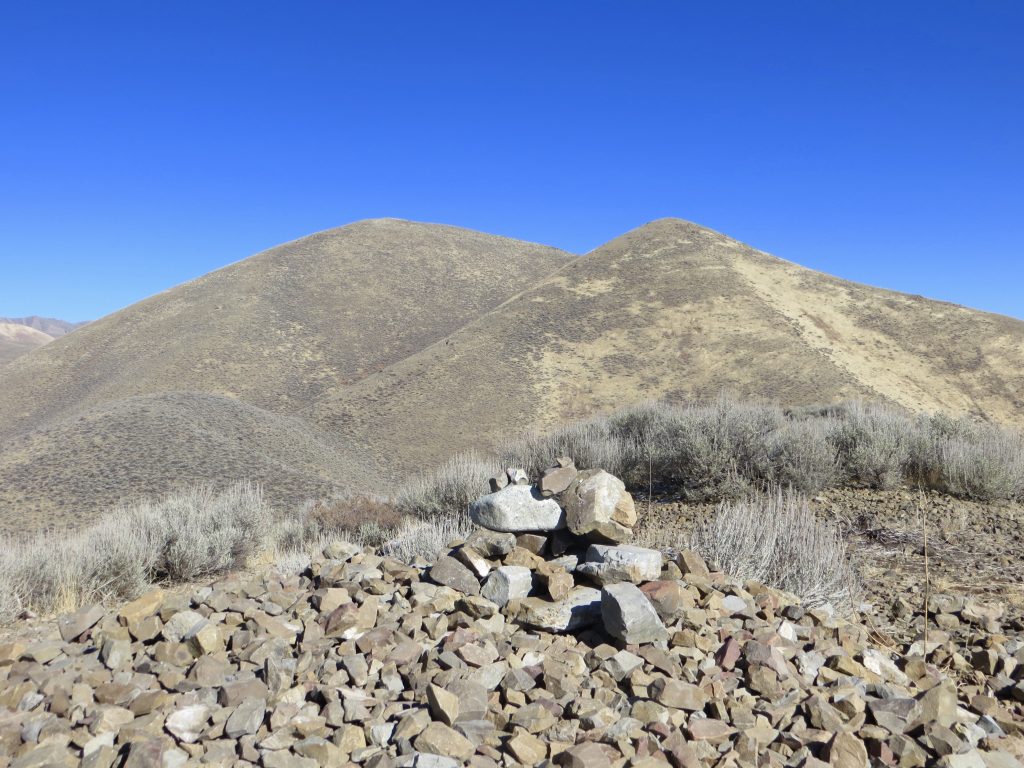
<box><xmin>57</xmin><ymin>603</ymin><xmax>104</xmax><ymax>641</ymax></box>
<box><xmin>578</xmin><ymin>544</ymin><xmax>662</xmax><ymax>585</ymax></box>
<box><xmin>515</xmin><ymin>586</ymin><xmax>601</xmax><ymax>632</ymax></box>
<box><xmin>429</xmin><ymin>556</ymin><xmax>481</xmax><ymax>596</ymax></box>
<box><xmin>164</xmin><ymin>704</ymin><xmax>209</xmax><ymax>744</ymax></box>
<box><xmin>539</xmin><ymin>458</ymin><xmax>577</xmax><ymax>497</ymax></box>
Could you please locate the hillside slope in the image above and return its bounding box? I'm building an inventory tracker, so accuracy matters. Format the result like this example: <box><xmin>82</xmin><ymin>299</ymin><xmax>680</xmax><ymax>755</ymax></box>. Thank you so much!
<box><xmin>0</xmin><ymin>219</ymin><xmax>574</xmax><ymax>529</ymax></box>
<box><xmin>0</xmin><ymin>322</ymin><xmax>54</xmax><ymax>366</ymax></box>
<box><xmin>327</xmin><ymin>219</ymin><xmax>1024</xmax><ymax>477</ymax></box>
<box><xmin>2</xmin><ymin>217</ymin><xmax>1022</xmax><ymax>529</ymax></box>
<box><xmin>0</xmin><ymin>219</ymin><xmax>573</xmax><ymax>437</ymax></box>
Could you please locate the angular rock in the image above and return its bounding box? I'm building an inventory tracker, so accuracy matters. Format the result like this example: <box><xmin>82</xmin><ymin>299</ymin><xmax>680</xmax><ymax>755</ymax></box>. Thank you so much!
<box><xmin>640</xmin><ymin>580</ymin><xmax>692</xmax><ymax>619</ymax></box>
<box><xmin>413</xmin><ymin>722</ymin><xmax>476</xmax><ymax>761</ymax></box>
<box><xmin>649</xmin><ymin>678</ymin><xmax>707</xmax><ymax>711</ymax></box>
<box><xmin>428</xmin><ymin>556</ymin><xmax>481</xmax><ymax>596</ymax></box>
<box><xmin>57</xmin><ymin>603</ymin><xmax>104</xmax><ymax>641</ymax></box>
<box><xmin>539</xmin><ymin>459</ymin><xmax>577</xmax><ymax>497</ymax></box>
<box><xmin>562</xmin><ymin>469</ymin><xmax>636</xmax><ymax>542</ymax></box>
<box><xmin>536</xmin><ymin>560</ymin><xmax>574</xmax><ymax>601</ymax></box>
<box><xmin>677</xmin><ymin>550</ymin><xmax>710</xmax><ymax>578</ymax></box>
<box><xmin>164</xmin><ymin>704</ymin><xmax>210</xmax><ymax>744</ymax></box>
<box><xmin>480</xmin><ymin>566</ymin><xmax>532</xmax><ymax>607</ymax></box>
<box><xmin>118</xmin><ymin>589</ymin><xmax>165</xmax><ymax>626</ymax></box>
<box><xmin>427</xmin><ymin>684</ymin><xmax>460</xmax><ymax>726</ymax></box>
<box><xmin>224</xmin><ymin>698</ymin><xmax>265</xmax><ymax>738</ymax></box>
<box><xmin>464</xmin><ymin>528</ymin><xmax>517</xmax><ymax>558</ymax></box>
<box><xmin>577</xmin><ymin>544</ymin><xmax>662</xmax><ymax>585</ymax></box>
<box><xmin>515</xmin><ymin>586</ymin><xmax>602</xmax><ymax>633</ymax></box>
<box><xmin>601</xmin><ymin>582</ymin><xmax>668</xmax><ymax>644</ymax></box>
<box><xmin>469</xmin><ymin>484</ymin><xmax>565</xmax><ymax>532</ymax></box>
<box><xmin>161</xmin><ymin>610</ymin><xmax>206</xmax><ymax>643</ymax></box>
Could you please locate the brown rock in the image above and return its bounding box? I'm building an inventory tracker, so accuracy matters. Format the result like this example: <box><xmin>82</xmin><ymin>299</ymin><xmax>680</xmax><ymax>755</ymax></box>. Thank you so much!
<box><xmin>57</xmin><ymin>603</ymin><xmax>104</xmax><ymax>641</ymax></box>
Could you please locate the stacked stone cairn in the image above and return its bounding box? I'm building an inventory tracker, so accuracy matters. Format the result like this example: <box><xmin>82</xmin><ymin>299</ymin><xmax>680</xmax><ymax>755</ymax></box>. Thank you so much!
<box><xmin>1</xmin><ymin>460</ymin><xmax>1022</xmax><ymax>767</ymax></box>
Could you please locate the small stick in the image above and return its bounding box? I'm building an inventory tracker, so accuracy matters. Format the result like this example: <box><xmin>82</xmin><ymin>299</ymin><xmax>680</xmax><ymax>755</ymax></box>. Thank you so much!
<box><xmin>647</xmin><ymin>447</ymin><xmax>653</xmax><ymax>519</ymax></box>
<box><xmin>921</xmin><ymin>490</ymin><xmax>930</xmax><ymax>659</ymax></box>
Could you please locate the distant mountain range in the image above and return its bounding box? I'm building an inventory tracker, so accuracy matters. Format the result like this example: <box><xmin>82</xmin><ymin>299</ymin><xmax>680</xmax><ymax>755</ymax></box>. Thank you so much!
<box><xmin>0</xmin><ymin>316</ymin><xmax>86</xmax><ymax>365</ymax></box>
<box><xmin>1</xmin><ymin>218</ymin><xmax>1021</xmax><ymax>531</ymax></box>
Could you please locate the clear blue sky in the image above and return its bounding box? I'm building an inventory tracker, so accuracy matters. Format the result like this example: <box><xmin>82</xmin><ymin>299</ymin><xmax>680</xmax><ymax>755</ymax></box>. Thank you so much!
<box><xmin>2</xmin><ymin>2</ymin><xmax>1022</xmax><ymax>321</ymax></box>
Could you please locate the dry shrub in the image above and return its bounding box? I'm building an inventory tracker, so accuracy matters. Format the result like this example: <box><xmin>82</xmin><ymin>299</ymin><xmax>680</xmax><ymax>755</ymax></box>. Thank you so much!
<box><xmin>0</xmin><ymin>482</ymin><xmax>270</xmax><ymax>621</ymax></box>
<box><xmin>609</xmin><ymin>396</ymin><xmax>782</xmax><ymax>500</ymax></box>
<box><xmin>381</xmin><ymin>512</ymin><xmax>475</xmax><ymax>563</ymax></box>
<box><xmin>766</xmin><ymin>417</ymin><xmax>841</xmax><ymax>494</ymax></box>
<box><xmin>691</xmin><ymin>491</ymin><xmax>859</xmax><ymax>611</ymax></box>
<box><xmin>935</xmin><ymin>427</ymin><xmax>1024</xmax><ymax>501</ymax></box>
<box><xmin>829</xmin><ymin>400</ymin><xmax>915</xmax><ymax>490</ymax></box>
<box><xmin>304</xmin><ymin>493</ymin><xmax>405</xmax><ymax>545</ymax></box>
<box><xmin>495</xmin><ymin>418</ymin><xmax>628</xmax><ymax>480</ymax></box>
<box><xmin>397</xmin><ymin>451</ymin><xmax>500</xmax><ymax>520</ymax></box>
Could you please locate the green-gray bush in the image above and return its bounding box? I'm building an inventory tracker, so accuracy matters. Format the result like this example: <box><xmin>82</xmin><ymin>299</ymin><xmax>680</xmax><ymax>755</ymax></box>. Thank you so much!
<box><xmin>396</xmin><ymin>451</ymin><xmax>500</xmax><ymax>520</ymax></box>
<box><xmin>829</xmin><ymin>400</ymin><xmax>915</xmax><ymax>489</ymax></box>
<box><xmin>0</xmin><ymin>482</ymin><xmax>270</xmax><ymax>619</ymax></box>
<box><xmin>690</xmin><ymin>491</ymin><xmax>859</xmax><ymax>611</ymax></box>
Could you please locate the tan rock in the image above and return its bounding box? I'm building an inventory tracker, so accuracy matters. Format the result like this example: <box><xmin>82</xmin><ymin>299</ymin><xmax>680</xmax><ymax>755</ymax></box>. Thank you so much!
<box><xmin>414</xmin><ymin>722</ymin><xmax>476</xmax><ymax>760</ymax></box>
<box><xmin>563</xmin><ymin>469</ymin><xmax>636</xmax><ymax>542</ymax></box>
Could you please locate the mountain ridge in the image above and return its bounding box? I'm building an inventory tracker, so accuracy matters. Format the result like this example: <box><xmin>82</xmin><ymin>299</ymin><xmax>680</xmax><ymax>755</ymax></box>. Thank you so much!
<box><xmin>1</xmin><ymin>217</ymin><xmax>1021</xmax><ymax>530</ymax></box>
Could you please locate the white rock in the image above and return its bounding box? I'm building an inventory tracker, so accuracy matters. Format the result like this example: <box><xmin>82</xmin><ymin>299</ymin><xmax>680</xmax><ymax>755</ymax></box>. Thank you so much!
<box><xmin>469</xmin><ymin>485</ymin><xmax>566</xmax><ymax>532</ymax></box>
<box><xmin>861</xmin><ymin>648</ymin><xmax>910</xmax><ymax>686</ymax></box>
<box><xmin>165</xmin><ymin>704</ymin><xmax>210</xmax><ymax>744</ymax></box>
<box><xmin>515</xmin><ymin>586</ymin><xmax>602</xmax><ymax>633</ymax></box>
<box><xmin>162</xmin><ymin>610</ymin><xmax>206</xmax><ymax>643</ymax></box>
<box><xmin>563</xmin><ymin>469</ymin><xmax>636</xmax><ymax>542</ymax></box>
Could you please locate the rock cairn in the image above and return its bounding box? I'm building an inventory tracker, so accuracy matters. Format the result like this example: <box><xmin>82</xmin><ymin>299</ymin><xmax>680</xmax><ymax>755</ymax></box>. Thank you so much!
<box><xmin>0</xmin><ymin>460</ymin><xmax>1022</xmax><ymax>767</ymax></box>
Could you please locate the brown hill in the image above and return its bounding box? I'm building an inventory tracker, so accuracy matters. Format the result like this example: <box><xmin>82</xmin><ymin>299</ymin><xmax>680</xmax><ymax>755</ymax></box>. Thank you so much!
<box><xmin>2</xmin><ymin>217</ymin><xmax>1022</xmax><ymax>530</ymax></box>
<box><xmin>0</xmin><ymin>219</ymin><xmax>574</xmax><ymax>528</ymax></box>
<box><xmin>0</xmin><ymin>315</ymin><xmax>85</xmax><ymax>338</ymax></box>
<box><xmin>0</xmin><ymin>317</ymin><xmax>87</xmax><ymax>366</ymax></box>
<box><xmin>328</xmin><ymin>219</ymin><xmax>1024</xmax><ymax>478</ymax></box>
<box><xmin>0</xmin><ymin>322</ymin><xmax>54</xmax><ymax>366</ymax></box>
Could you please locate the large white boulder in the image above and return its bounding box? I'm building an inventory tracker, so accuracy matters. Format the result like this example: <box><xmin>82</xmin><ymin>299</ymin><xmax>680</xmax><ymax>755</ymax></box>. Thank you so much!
<box><xmin>469</xmin><ymin>484</ymin><xmax>566</xmax><ymax>533</ymax></box>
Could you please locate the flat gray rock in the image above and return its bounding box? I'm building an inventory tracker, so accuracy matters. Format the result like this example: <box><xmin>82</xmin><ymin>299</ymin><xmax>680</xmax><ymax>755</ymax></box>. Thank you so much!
<box><xmin>577</xmin><ymin>544</ymin><xmax>662</xmax><ymax>585</ymax></box>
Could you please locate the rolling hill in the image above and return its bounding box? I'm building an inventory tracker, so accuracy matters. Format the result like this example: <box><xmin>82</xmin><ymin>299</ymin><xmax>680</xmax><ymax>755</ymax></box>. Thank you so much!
<box><xmin>1</xmin><ymin>217</ymin><xmax>1022</xmax><ymax>531</ymax></box>
<box><xmin>0</xmin><ymin>219</ymin><xmax>573</xmax><ymax>528</ymax></box>
<box><xmin>0</xmin><ymin>322</ymin><xmax>54</xmax><ymax>366</ymax></box>
<box><xmin>0</xmin><ymin>316</ymin><xmax>86</xmax><ymax>366</ymax></box>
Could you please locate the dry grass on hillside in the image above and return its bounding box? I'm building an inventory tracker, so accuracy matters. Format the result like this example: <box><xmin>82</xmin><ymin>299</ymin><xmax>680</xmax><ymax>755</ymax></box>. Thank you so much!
<box><xmin>3</xmin><ymin>396</ymin><xmax>1022</xmax><ymax>624</ymax></box>
<box><xmin>2</xmin><ymin>218</ymin><xmax>1023</xmax><ymax>530</ymax></box>
<box><xmin>0</xmin><ymin>392</ymin><xmax>379</xmax><ymax>534</ymax></box>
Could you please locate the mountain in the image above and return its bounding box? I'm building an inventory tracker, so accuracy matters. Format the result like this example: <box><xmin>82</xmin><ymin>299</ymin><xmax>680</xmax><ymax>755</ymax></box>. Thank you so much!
<box><xmin>0</xmin><ymin>219</ymin><xmax>573</xmax><ymax>529</ymax></box>
<box><xmin>0</xmin><ymin>316</ymin><xmax>85</xmax><ymax>338</ymax></box>
<box><xmin>0</xmin><ymin>316</ymin><xmax>86</xmax><ymax>366</ymax></box>
<box><xmin>326</xmin><ymin>218</ymin><xmax>1024</xmax><ymax>477</ymax></box>
<box><xmin>0</xmin><ymin>322</ymin><xmax>54</xmax><ymax>365</ymax></box>
<box><xmin>1</xmin><ymin>217</ymin><xmax>1022</xmax><ymax>531</ymax></box>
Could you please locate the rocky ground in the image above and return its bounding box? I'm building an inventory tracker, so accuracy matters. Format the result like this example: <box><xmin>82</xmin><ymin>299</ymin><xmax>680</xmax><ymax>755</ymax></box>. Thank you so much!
<box><xmin>1</xmin><ymin>467</ymin><xmax>1023</xmax><ymax>767</ymax></box>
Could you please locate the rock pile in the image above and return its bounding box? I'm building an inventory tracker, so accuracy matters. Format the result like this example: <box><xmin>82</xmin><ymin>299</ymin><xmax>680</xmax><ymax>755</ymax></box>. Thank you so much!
<box><xmin>0</xmin><ymin>461</ymin><xmax>1022</xmax><ymax>767</ymax></box>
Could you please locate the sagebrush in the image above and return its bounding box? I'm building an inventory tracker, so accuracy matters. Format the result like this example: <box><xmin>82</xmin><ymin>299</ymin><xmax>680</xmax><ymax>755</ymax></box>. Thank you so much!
<box><xmin>690</xmin><ymin>491</ymin><xmax>860</xmax><ymax>611</ymax></box>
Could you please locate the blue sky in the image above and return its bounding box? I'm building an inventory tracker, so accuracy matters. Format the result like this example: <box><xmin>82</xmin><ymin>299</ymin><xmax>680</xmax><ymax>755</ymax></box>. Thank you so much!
<box><xmin>2</xmin><ymin>2</ymin><xmax>1022</xmax><ymax>321</ymax></box>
